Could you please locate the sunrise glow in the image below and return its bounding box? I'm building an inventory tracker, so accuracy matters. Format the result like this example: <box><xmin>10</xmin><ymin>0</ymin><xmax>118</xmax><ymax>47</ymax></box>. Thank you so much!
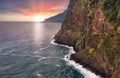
<box><xmin>33</xmin><ymin>15</ymin><xmax>45</xmax><ymax>22</ymax></box>
<box><xmin>0</xmin><ymin>0</ymin><xmax>69</xmax><ymax>22</ymax></box>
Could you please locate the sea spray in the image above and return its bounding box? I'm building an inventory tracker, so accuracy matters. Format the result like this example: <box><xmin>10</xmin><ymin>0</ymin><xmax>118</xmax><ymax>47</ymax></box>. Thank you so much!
<box><xmin>51</xmin><ymin>40</ymin><xmax>103</xmax><ymax>78</ymax></box>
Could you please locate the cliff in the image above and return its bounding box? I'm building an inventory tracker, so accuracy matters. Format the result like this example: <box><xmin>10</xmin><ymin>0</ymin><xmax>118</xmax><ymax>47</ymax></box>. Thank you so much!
<box><xmin>55</xmin><ymin>0</ymin><xmax>120</xmax><ymax>78</ymax></box>
<box><xmin>44</xmin><ymin>11</ymin><xmax>67</xmax><ymax>23</ymax></box>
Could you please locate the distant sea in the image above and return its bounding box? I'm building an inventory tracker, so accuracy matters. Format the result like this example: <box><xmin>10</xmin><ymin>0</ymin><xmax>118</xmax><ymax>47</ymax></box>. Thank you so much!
<box><xmin>0</xmin><ymin>22</ymin><xmax>101</xmax><ymax>78</ymax></box>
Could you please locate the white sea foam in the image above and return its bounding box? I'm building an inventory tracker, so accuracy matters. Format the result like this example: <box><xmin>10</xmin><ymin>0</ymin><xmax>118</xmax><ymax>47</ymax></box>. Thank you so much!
<box><xmin>33</xmin><ymin>51</ymin><xmax>40</xmax><ymax>54</ymax></box>
<box><xmin>51</xmin><ymin>39</ymin><xmax>103</xmax><ymax>78</ymax></box>
<box><xmin>8</xmin><ymin>49</ymin><xmax>15</xmax><ymax>53</ymax></box>
<box><xmin>38</xmin><ymin>56</ymin><xmax>60</xmax><ymax>61</ymax></box>
<box><xmin>38</xmin><ymin>57</ymin><xmax>47</xmax><ymax>61</ymax></box>
<box><xmin>36</xmin><ymin>72</ymin><xmax>42</xmax><ymax>77</ymax></box>
<box><xmin>40</xmin><ymin>45</ymin><xmax>50</xmax><ymax>50</ymax></box>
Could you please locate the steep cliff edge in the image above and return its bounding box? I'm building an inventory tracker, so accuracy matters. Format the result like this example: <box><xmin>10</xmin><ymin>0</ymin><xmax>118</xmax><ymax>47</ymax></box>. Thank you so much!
<box><xmin>55</xmin><ymin>0</ymin><xmax>120</xmax><ymax>78</ymax></box>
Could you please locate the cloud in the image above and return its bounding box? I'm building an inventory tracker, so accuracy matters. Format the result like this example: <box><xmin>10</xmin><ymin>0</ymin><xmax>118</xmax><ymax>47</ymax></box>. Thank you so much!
<box><xmin>0</xmin><ymin>0</ymin><xmax>69</xmax><ymax>16</ymax></box>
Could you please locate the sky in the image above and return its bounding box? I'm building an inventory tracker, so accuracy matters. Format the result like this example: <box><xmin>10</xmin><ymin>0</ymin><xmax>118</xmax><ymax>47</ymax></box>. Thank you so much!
<box><xmin>0</xmin><ymin>0</ymin><xmax>69</xmax><ymax>21</ymax></box>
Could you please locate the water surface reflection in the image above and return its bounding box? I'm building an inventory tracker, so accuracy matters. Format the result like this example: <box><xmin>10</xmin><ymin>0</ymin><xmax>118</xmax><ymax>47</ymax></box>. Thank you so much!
<box><xmin>33</xmin><ymin>23</ymin><xmax>45</xmax><ymax>43</ymax></box>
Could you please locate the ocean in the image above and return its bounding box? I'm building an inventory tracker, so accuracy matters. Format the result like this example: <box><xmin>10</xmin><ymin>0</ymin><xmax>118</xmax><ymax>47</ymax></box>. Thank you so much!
<box><xmin>0</xmin><ymin>22</ymin><xmax>101</xmax><ymax>78</ymax></box>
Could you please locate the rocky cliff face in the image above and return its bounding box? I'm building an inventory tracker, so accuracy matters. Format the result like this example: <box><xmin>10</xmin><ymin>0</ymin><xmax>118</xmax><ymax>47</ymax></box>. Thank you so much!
<box><xmin>55</xmin><ymin>0</ymin><xmax>120</xmax><ymax>78</ymax></box>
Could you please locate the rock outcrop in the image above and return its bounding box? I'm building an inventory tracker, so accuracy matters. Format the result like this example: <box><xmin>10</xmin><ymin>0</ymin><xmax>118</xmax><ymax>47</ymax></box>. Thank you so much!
<box><xmin>55</xmin><ymin>0</ymin><xmax>120</xmax><ymax>78</ymax></box>
<box><xmin>44</xmin><ymin>11</ymin><xmax>67</xmax><ymax>23</ymax></box>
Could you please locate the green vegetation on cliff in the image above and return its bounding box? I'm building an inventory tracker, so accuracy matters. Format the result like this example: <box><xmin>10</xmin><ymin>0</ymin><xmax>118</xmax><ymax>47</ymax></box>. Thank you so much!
<box><xmin>103</xmin><ymin>0</ymin><xmax>120</xmax><ymax>29</ymax></box>
<box><xmin>55</xmin><ymin>0</ymin><xmax>120</xmax><ymax>78</ymax></box>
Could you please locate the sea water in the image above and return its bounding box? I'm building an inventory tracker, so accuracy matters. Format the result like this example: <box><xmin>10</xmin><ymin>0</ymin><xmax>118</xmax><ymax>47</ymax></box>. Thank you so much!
<box><xmin>0</xmin><ymin>22</ymin><xmax>101</xmax><ymax>78</ymax></box>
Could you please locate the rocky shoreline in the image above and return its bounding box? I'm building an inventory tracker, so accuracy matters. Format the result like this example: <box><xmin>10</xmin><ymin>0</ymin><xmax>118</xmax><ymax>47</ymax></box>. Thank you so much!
<box><xmin>53</xmin><ymin>40</ymin><xmax>102</xmax><ymax>78</ymax></box>
<box><xmin>55</xmin><ymin>41</ymin><xmax>105</xmax><ymax>78</ymax></box>
<box><xmin>70</xmin><ymin>53</ymin><xmax>105</xmax><ymax>77</ymax></box>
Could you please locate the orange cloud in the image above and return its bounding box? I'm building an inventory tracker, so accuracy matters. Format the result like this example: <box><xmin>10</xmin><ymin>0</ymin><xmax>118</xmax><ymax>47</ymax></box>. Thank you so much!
<box><xmin>0</xmin><ymin>0</ymin><xmax>69</xmax><ymax>21</ymax></box>
<box><xmin>15</xmin><ymin>0</ymin><xmax>69</xmax><ymax>17</ymax></box>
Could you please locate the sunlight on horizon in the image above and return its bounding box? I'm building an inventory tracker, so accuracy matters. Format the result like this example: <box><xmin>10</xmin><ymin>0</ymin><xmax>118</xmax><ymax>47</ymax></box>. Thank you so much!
<box><xmin>33</xmin><ymin>15</ymin><xmax>45</xmax><ymax>22</ymax></box>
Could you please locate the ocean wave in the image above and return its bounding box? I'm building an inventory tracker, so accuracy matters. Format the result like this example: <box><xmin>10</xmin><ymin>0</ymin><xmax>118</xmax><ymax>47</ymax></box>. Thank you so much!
<box><xmin>51</xmin><ymin>39</ymin><xmax>103</xmax><ymax>78</ymax></box>
<box><xmin>40</xmin><ymin>45</ymin><xmax>50</xmax><ymax>50</ymax></box>
<box><xmin>36</xmin><ymin>72</ymin><xmax>42</xmax><ymax>77</ymax></box>
<box><xmin>0</xmin><ymin>53</ymin><xmax>42</xmax><ymax>58</ymax></box>
<box><xmin>38</xmin><ymin>56</ymin><xmax>60</xmax><ymax>61</ymax></box>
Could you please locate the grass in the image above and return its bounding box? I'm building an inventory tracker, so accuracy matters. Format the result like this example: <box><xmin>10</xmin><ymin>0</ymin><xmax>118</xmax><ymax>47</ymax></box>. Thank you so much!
<box><xmin>103</xmin><ymin>0</ymin><xmax>120</xmax><ymax>29</ymax></box>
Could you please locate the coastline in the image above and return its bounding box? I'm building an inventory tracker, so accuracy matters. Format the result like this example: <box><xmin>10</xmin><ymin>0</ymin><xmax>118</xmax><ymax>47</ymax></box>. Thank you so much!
<box><xmin>51</xmin><ymin>39</ymin><xmax>102</xmax><ymax>78</ymax></box>
<box><xmin>70</xmin><ymin>54</ymin><xmax>106</xmax><ymax>78</ymax></box>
